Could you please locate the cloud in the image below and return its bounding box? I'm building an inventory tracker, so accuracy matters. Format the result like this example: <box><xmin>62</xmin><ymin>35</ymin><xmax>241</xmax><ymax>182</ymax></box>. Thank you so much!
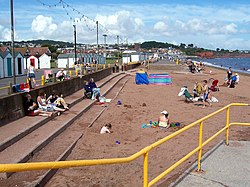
<box><xmin>31</xmin><ymin>15</ymin><xmax>57</xmax><ymax>37</ymax></box>
<box><xmin>0</xmin><ymin>25</ymin><xmax>19</xmax><ymax>40</ymax></box>
<box><xmin>1</xmin><ymin>2</ymin><xmax>250</xmax><ymax>49</ymax></box>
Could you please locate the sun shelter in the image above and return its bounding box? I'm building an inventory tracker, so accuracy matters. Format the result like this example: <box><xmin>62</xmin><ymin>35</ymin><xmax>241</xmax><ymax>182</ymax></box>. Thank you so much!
<box><xmin>135</xmin><ymin>70</ymin><xmax>149</xmax><ymax>84</ymax></box>
<box><xmin>149</xmin><ymin>74</ymin><xmax>172</xmax><ymax>85</ymax></box>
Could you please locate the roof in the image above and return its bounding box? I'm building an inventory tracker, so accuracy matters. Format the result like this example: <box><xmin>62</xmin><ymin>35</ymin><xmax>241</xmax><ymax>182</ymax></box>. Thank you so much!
<box><xmin>58</xmin><ymin>53</ymin><xmax>82</xmax><ymax>59</ymax></box>
<box><xmin>0</xmin><ymin>46</ymin><xmax>9</xmax><ymax>53</ymax></box>
<box><xmin>28</xmin><ymin>47</ymin><xmax>51</xmax><ymax>57</ymax></box>
<box><xmin>15</xmin><ymin>47</ymin><xmax>29</xmax><ymax>56</ymax></box>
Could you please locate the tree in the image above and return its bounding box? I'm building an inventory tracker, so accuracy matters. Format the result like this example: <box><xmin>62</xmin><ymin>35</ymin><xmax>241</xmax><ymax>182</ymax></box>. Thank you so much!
<box><xmin>180</xmin><ymin>43</ymin><xmax>186</xmax><ymax>48</ymax></box>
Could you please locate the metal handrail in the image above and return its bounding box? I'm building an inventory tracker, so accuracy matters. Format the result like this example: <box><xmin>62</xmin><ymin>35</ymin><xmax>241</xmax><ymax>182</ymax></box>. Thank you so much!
<box><xmin>0</xmin><ymin>104</ymin><xmax>248</xmax><ymax>184</ymax></box>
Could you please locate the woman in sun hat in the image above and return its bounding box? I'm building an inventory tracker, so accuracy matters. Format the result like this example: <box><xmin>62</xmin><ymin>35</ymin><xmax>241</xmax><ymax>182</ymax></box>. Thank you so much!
<box><xmin>158</xmin><ymin>110</ymin><xmax>170</xmax><ymax>128</ymax></box>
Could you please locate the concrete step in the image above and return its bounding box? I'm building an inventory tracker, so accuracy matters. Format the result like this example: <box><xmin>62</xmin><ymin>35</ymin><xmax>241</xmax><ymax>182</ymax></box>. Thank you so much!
<box><xmin>0</xmin><ymin>73</ymin><xmax>128</xmax><ymax>179</ymax></box>
<box><xmin>0</xmin><ymin>73</ymin><xmax>122</xmax><ymax>152</ymax></box>
<box><xmin>0</xmin><ymin>75</ymin><xmax>131</xmax><ymax>186</ymax></box>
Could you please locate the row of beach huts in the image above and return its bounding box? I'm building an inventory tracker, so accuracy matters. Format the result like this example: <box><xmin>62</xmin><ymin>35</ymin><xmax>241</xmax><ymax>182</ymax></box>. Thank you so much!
<box><xmin>0</xmin><ymin>46</ymin><xmax>153</xmax><ymax>78</ymax></box>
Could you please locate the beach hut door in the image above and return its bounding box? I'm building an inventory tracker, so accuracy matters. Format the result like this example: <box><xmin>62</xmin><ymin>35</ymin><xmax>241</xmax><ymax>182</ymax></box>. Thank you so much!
<box><xmin>7</xmin><ymin>58</ymin><xmax>12</xmax><ymax>76</ymax></box>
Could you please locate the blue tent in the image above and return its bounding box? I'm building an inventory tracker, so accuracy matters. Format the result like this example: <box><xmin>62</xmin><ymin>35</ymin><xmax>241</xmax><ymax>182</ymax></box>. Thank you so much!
<box><xmin>135</xmin><ymin>71</ymin><xmax>149</xmax><ymax>84</ymax></box>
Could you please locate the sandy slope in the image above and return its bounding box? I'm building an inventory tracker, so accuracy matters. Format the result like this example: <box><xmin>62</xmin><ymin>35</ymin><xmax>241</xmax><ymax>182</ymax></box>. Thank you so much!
<box><xmin>46</xmin><ymin>65</ymin><xmax>250</xmax><ymax>187</ymax></box>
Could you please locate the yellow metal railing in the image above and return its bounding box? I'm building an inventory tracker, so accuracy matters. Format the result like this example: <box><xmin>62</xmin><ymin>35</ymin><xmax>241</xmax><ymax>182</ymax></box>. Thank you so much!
<box><xmin>0</xmin><ymin>106</ymin><xmax>248</xmax><ymax>183</ymax></box>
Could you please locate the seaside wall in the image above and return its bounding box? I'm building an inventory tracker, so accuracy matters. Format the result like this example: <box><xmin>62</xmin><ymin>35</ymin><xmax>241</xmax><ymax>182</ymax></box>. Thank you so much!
<box><xmin>0</xmin><ymin>62</ymin><xmax>141</xmax><ymax>126</ymax></box>
<box><xmin>0</xmin><ymin>68</ymin><xmax>112</xmax><ymax>126</ymax></box>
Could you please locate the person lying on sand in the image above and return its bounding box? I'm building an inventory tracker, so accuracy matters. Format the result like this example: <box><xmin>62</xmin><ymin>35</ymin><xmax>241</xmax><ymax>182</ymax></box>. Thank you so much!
<box><xmin>158</xmin><ymin>110</ymin><xmax>170</xmax><ymax>128</ymax></box>
<box><xmin>100</xmin><ymin>123</ymin><xmax>112</xmax><ymax>134</ymax></box>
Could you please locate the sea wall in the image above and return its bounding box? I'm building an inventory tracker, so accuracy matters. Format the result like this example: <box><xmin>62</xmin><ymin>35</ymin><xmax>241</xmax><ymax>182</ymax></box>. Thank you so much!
<box><xmin>0</xmin><ymin>62</ymin><xmax>141</xmax><ymax>126</ymax></box>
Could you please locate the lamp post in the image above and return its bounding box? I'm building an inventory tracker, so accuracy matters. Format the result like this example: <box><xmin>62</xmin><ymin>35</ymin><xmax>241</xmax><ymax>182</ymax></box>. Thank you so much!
<box><xmin>96</xmin><ymin>21</ymin><xmax>99</xmax><ymax>55</ymax></box>
<box><xmin>73</xmin><ymin>24</ymin><xmax>77</xmax><ymax>65</ymax></box>
<box><xmin>103</xmin><ymin>34</ymin><xmax>107</xmax><ymax>63</ymax></box>
<box><xmin>10</xmin><ymin>0</ymin><xmax>16</xmax><ymax>84</ymax></box>
<box><xmin>116</xmin><ymin>35</ymin><xmax>119</xmax><ymax>65</ymax></box>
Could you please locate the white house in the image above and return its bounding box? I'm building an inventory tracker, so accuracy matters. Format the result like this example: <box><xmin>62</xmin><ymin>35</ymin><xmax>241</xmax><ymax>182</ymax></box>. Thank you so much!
<box><xmin>131</xmin><ymin>53</ymin><xmax>140</xmax><ymax>63</ymax></box>
<box><xmin>0</xmin><ymin>52</ymin><xmax>4</xmax><ymax>78</ymax></box>
<box><xmin>27</xmin><ymin>56</ymin><xmax>39</xmax><ymax>69</ymax></box>
<box><xmin>39</xmin><ymin>53</ymin><xmax>51</xmax><ymax>69</ymax></box>
<box><xmin>57</xmin><ymin>53</ymin><xmax>81</xmax><ymax>68</ymax></box>
<box><xmin>14</xmin><ymin>52</ymin><xmax>24</xmax><ymax>76</ymax></box>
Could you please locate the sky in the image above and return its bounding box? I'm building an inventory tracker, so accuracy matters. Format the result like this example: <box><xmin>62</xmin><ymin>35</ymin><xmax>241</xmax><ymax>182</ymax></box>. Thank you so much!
<box><xmin>0</xmin><ymin>0</ymin><xmax>250</xmax><ymax>50</ymax></box>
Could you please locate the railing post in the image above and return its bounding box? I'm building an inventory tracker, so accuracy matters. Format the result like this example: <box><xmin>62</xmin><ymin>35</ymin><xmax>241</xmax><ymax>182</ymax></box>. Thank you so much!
<box><xmin>41</xmin><ymin>75</ymin><xmax>45</xmax><ymax>86</ymax></box>
<box><xmin>143</xmin><ymin>152</ymin><xmax>148</xmax><ymax>187</ymax></box>
<box><xmin>8</xmin><ymin>82</ymin><xmax>13</xmax><ymax>95</ymax></box>
<box><xmin>108</xmin><ymin>64</ymin><xmax>110</xmax><ymax>68</ymax></box>
<box><xmin>226</xmin><ymin>107</ymin><xmax>230</xmax><ymax>145</ymax></box>
<box><xmin>69</xmin><ymin>70</ymin><xmax>72</xmax><ymax>78</ymax></box>
<box><xmin>197</xmin><ymin>121</ymin><xmax>203</xmax><ymax>171</ymax></box>
<box><xmin>76</xmin><ymin>69</ymin><xmax>79</xmax><ymax>77</ymax></box>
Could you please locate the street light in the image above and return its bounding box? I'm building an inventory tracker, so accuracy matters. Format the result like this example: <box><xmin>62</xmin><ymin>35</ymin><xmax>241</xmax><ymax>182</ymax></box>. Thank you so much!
<box><xmin>103</xmin><ymin>34</ymin><xmax>107</xmax><ymax>62</ymax></box>
<box><xmin>73</xmin><ymin>24</ymin><xmax>77</xmax><ymax>66</ymax></box>
<box><xmin>10</xmin><ymin>0</ymin><xmax>16</xmax><ymax>84</ymax></box>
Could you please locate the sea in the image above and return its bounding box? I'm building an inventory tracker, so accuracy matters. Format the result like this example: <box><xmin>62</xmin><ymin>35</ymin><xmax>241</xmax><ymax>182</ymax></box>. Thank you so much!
<box><xmin>194</xmin><ymin>57</ymin><xmax>250</xmax><ymax>75</ymax></box>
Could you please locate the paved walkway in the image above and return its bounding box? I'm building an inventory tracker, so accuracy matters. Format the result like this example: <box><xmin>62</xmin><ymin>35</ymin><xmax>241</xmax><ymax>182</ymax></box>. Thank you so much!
<box><xmin>172</xmin><ymin>141</ymin><xmax>250</xmax><ymax>187</ymax></box>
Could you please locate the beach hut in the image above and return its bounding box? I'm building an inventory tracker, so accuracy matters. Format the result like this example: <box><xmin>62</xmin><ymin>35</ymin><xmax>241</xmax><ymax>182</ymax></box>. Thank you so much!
<box><xmin>27</xmin><ymin>55</ymin><xmax>39</xmax><ymax>69</ymax></box>
<box><xmin>131</xmin><ymin>52</ymin><xmax>140</xmax><ymax>63</ymax></box>
<box><xmin>14</xmin><ymin>52</ymin><xmax>24</xmax><ymax>75</ymax></box>
<box><xmin>39</xmin><ymin>53</ymin><xmax>51</xmax><ymax>69</ymax></box>
<box><xmin>57</xmin><ymin>53</ymin><xmax>82</xmax><ymax>68</ymax></box>
<box><xmin>2</xmin><ymin>51</ymin><xmax>13</xmax><ymax>77</ymax></box>
<box><xmin>0</xmin><ymin>52</ymin><xmax>4</xmax><ymax>78</ymax></box>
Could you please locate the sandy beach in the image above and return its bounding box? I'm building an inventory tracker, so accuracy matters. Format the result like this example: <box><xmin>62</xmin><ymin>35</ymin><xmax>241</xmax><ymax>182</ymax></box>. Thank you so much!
<box><xmin>46</xmin><ymin>63</ymin><xmax>250</xmax><ymax>187</ymax></box>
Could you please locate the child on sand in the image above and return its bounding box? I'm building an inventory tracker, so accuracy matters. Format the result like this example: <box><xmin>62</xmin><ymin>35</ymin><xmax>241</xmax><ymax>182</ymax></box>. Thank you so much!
<box><xmin>158</xmin><ymin>110</ymin><xmax>170</xmax><ymax>128</ymax></box>
<box><xmin>100</xmin><ymin>123</ymin><xmax>112</xmax><ymax>134</ymax></box>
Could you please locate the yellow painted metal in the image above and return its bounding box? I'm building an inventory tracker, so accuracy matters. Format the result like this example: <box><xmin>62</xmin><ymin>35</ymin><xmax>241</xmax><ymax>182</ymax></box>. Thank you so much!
<box><xmin>0</xmin><ymin>103</ymin><xmax>249</xmax><ymax>187</ymax></box>
<box><xmin>108</xmin><ymin>64</ymin><xmax>111</xmax><ymax>68</ymax></box>
<box><xmin>143</xmin><ymin>152</ymin><xmax>149</xmax><ymax>187</ymax></box>
<box><xmin>148</xmin><ymin>147</ymin><xmax>200</xmax><ymax>187</ymax></box>
<box><xmin>76</xmin><ymin>69</ymin><xmax>79</xmax><ymax>77</ymax></box>
<box><xmin>69</xmin><ymin>70</ymin><xmax>72</xmax><ymax>78</ymax></box>
<box><xmin>202</xmin><ymin>127</ymin><xmax>227</xmax><ymax>148</ymax></box>
<box><xmin>229</xmin><ymin>123</ymin><xmax>250</xmax><ymax>127</ymax></box>
<box><xmin>226</xmin><ymin>107</ymin><xmax>230</xmax><ymax>145</ymax></box>
<box><xmin>197</xmin><ymin>121</ymin><xmax>203</xmax><ymax>171</ymax></box>
<box><xmin>0</xmin><ymin>86</ymin><xmax>10</xmax><ymax>90</ymax></box>
<box><xmin>41</xmin><ymin>75</ymin><xmax>45</xmax><ymax>86</ymax></box>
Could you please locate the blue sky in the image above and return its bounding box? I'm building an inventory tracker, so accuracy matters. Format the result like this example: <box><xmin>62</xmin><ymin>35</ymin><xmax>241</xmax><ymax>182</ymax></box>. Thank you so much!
<box><xmin>0</xmin><ymin>0</ymin><xmax>250</xmax><ymax>50</ymax></box>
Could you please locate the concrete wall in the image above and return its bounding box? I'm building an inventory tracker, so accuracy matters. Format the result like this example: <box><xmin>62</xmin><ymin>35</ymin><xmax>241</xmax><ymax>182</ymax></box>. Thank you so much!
<box><xmin>0</xmin><ymin>67</ymin><xmax>112</xmax><ymax>126</ymax></box>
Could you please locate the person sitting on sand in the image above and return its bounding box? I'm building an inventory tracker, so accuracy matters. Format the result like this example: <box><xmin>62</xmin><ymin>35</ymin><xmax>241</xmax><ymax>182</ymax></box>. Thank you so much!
<box><xmin>158</xmin><ymin>110</ymin><xmax>170</xmax><ymax>128</ymax></box>
<box><xmin>23</xmin><ymin>93</ymin><xmax>53</xmax><ymax>117</ymax></box>
<box><xmin>193</xmin><ymin>81</ymin><xmax>203</xmax><ymax>97</ymax></box>
<box><xmin>100</xmin><ymin>123</ymin><xmax>112</xmax><ymax>134</ymax></box>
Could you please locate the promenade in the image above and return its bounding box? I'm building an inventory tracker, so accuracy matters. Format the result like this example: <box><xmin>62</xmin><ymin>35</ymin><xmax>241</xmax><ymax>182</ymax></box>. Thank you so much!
<box><xmin>172</xmin><ymin>141</ymin><xmax>250</xmax><ymax>187</ymax></box>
